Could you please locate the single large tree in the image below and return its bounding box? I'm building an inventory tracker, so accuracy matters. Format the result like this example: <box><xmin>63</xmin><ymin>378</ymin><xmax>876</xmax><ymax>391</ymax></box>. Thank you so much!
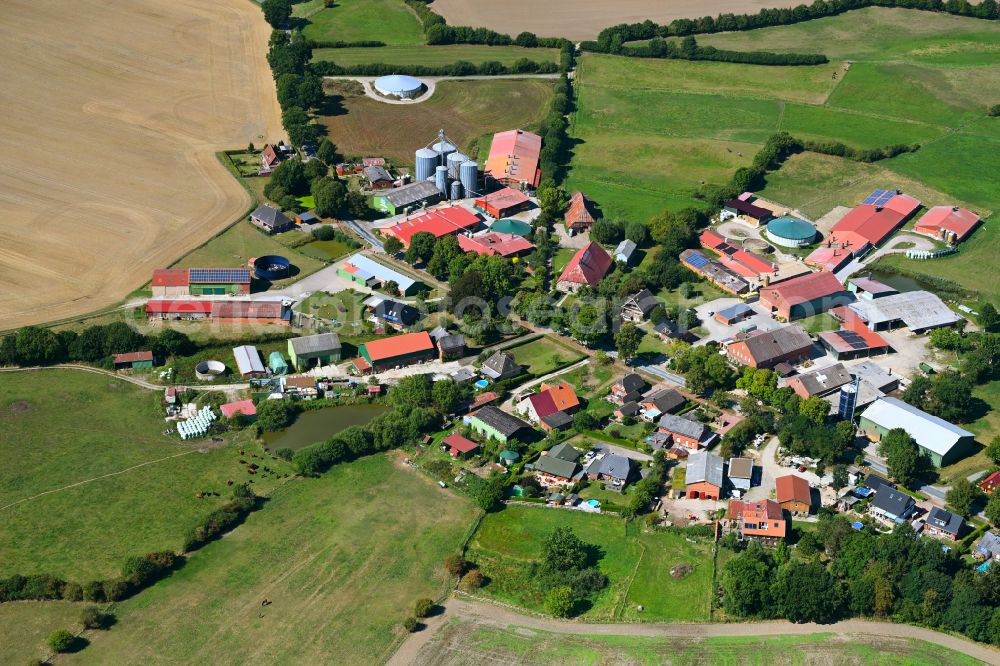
<box><xmin>615</xmin><ymin>322</ymin><xmax>641</xmax><ymax>363</ymax></box>
<box><xmin>261</xmin><ymin>0</ymin><xmax>292</xmax><ymax>27</ymax></box>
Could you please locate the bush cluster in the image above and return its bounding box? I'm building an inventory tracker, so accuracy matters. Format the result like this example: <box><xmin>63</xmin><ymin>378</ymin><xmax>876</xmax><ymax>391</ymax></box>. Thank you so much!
<box><xmin>182</xmin><ymin>487</ymin><xmax>260</xmax><ymax>553</ymax></box>
<box><xmin>308</xmin><ymin>40</ymin><xmax>386</xmax><ymax>48</ymax></box>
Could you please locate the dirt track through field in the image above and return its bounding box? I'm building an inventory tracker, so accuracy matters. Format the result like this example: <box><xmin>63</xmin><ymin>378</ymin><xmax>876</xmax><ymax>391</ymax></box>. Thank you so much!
<box><xmin>392</xmin><ymin>597</ymin><xmax>1000</xmax><ymax>665</ymax></box>
<box><xmin>429</xmin><ymin>0</ymin><xmax>803</xmax><ymax>40</ymax></box>
<box><xmin>0</xmin><ymin>0</ymin><xmax>282</xmax><ymax>330</ymax></box>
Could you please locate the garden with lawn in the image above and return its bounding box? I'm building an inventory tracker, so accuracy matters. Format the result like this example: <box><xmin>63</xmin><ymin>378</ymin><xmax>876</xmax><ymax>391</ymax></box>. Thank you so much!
<box><xmin>296</xmin><ymin>0</ymin><xmax>424</xmax><ymax>45</ymax></box>
<box><xmin>466</xmin><ymin>505</ymin><xmax>716</xmax><ymax>621</ymax></box>
<box><xmin>509</xmin><ymin>336</ymin><xmax>585</xmax><ymax>376</ymax></box>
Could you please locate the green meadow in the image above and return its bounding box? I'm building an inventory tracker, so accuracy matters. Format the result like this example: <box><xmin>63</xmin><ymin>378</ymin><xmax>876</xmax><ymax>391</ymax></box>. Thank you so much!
<box><xmin>296</xmin><ymin>0</ymin><xmax>424</xmax><ymax>45</ymax></box>
<box><xmin>0</xmin><ymin>370</ymin><xmax>291</xmax><ymax>580</ymax></box>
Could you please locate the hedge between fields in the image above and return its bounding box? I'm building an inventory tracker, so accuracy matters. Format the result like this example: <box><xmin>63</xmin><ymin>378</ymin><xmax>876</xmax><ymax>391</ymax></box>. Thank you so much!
<box><xmin>696</xmin><ymin>131</ymin><xmax>921</xmax><ymax>207</ymax></box>
<box><xmin>591</xmin><ymin>0</ymin><xmax>998</xmax><ymax>48</ymax></box>
<box><xmin>581</xmin><ymin>36</ymin><xmax>827</xmax><ymax>66</ymax></box>
<box><xmin>0</xmin><ymin>489</ymin><xmax>262</xmax><ymax>606</ymax></box>
<box><xmin>311</xmin><ymin>59</ymin><xmax>559</xmax><ymax>77</ymax></box>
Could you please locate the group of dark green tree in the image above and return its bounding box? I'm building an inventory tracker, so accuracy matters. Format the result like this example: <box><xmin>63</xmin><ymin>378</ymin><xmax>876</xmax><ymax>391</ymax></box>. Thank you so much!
<box><xmin>722</xmin><ymin>514</ymin><xmax>1000</xmax><ymax>645</ymax></box>
<box><xmin>291</xmin><ymin>374</ymin><xmax>470</xmax><ymax>475</ymax></box>
<box><xmin>0</xmin><ymin>322</ymin><xmax>194</xmax><ymax>369</ymax></box>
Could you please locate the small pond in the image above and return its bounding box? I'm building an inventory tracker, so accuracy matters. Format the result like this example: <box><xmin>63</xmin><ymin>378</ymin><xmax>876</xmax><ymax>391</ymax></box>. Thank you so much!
<box><xmin>862</xmin><ymin>270</ymin><xmax>926</xmax><ymax>294</ymax></box>
<box><xmin>262</xmin><ymin>404</ymin><xmax>390</xmax><ymax>451</ymax></box>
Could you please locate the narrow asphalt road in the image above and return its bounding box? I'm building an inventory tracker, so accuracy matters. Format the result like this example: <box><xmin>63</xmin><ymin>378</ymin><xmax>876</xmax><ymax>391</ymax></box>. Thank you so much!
<box><xmin>388</xmin><ymin>597</ymin><xmax>1000</xmax><ymax>665</ymax></box>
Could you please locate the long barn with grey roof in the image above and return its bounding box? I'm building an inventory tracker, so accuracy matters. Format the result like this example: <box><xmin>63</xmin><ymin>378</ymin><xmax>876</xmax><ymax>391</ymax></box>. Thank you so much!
<box><xmin>859</xmin><ymin>397</ymin><xmax>975</xmax><ymax>467</ymax></box>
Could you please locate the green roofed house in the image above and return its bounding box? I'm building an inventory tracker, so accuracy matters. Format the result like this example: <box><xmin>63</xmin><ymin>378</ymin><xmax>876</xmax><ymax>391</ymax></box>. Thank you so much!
<box><xmin>467</xmin><ymin>406</ymin><xmax>532</xmax><ymax>445</ymax></box>
<box><xmin>858</xmin><ymin>397</ymin><xmax>975</xmax><ymax>467</ymax></box>
<box><xmin>288</xmin><ymin>332</ymin><xmax>342</xmax><ymax>371</ymax></box>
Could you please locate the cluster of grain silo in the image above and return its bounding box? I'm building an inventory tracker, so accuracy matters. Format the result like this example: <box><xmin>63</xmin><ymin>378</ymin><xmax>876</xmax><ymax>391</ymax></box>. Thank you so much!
<box><xmin>413</xmin><ymin>129</ymin><xmax>479</xmax><ymax>201</ymax></box>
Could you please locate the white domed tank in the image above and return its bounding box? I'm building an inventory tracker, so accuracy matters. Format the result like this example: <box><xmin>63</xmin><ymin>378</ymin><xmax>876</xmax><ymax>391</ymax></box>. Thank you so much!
<box><xmin>435</xmin><ymin>165</ymin><xmax>448</xmax><ymax>194</ymax></box>
<box><xmin>450</xmin><ymin>180</ymin><xmax>463</xmax><ymax>201</ymax></box>
<box><xmin>460</xmin><ymin>160</ymin><xmax>478</xmax><ymax>198</ymax></box>
<box><xmin>447</xmin><ymin>152</ymin><xmax>468</xmax><ymax>180</ymax></box>
<box><xmin>415</xmin><ymin>148</ymin><xmax>437</xmax><ymax>181</ymax></box>
<box><xmin>372</xmin><ymin>74</ymin><xmax>423</xmax><ymax>99</ymax></box>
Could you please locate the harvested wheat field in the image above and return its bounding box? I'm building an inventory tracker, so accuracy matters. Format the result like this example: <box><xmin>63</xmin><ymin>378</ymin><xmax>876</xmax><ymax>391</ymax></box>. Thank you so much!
<box><xmin>430</xmin><ymin>0</ymin><xmax>801</xmax><ymax>40</ymax></box>
<box><xmin>0</xmin><ymin>0</ymin><xmax>281</xmax><ymax>330</ymax></box>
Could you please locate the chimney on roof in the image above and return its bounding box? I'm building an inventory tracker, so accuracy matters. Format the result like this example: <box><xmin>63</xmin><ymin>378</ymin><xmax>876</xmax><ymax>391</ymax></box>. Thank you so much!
<box><xmin>953</xmin><ymin>206</ymin><xmax>960</xmax><ymax>212</ymax></box>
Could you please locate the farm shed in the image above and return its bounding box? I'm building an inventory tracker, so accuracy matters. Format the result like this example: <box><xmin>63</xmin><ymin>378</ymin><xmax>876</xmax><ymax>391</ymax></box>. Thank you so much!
<box><xmin>337</xmin><ymin>254</ymin><xmax>418</xmax><ymax>296</ymax></box>
<box><xmin>371</xmin><ymin>180</ymin><xmax>443</xmax><ymax>215</ymax></box>
<box><xmin>475</xmin><ymin>187</ymin><xmax>532</xmax><ymax>219</ymax></box>
<box><xmin>358</xmin><ymin>331</ymin><xmax>435</xmax><ymax>372</ymax></box>
<box><xmin>758</xmin><ymin>271</ymin><xmax>851</xmax><ymax>321</ymax></box>
<box><xmin>232</xmin><ymin>345</ymin><xmax>266</xmax><ymax>378</ymax></box>
<box><xmin>485</xmin><ymin>129</ymin><xmax>541</xmax><ymax>189</ymax></box>
<box><xmin>288</xmin><ymin>332</ymin><xmax>342</xmax><ymax>370</ymax></box>
<box><xmin>112</xmin><ymin>350</ymin><xmax>154</xmax><ymax>369</ymax></box>
<box><xmin>914</xmin><ymin>206</ymin><xmax>981</xmax><ymax>244</ymax></box>
<box><xmin>859</xmin><ymin>397</ymin><xmax>975</xmax><ymax>467</ymax></box>
<box><xmin>383</xmin><ymin>206</ymin><xmax>480</xmax><ymax>247</ymax></box>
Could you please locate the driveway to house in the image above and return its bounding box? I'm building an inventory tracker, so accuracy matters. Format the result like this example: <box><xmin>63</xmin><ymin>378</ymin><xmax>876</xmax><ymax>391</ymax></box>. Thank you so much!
<box><xmin>500</xmin><ymin>358</ymin><xmax>590</xmax><ymax>410</ymax></box>
<box><xmin>388</xmin><ymin>597</ymin><xmax>1000</xmax><ymax>666</ymax></box>
<box><xmin>745</xmin><ymin>436</ymin><xmax>831</xmax><ymax>504</ymax></box>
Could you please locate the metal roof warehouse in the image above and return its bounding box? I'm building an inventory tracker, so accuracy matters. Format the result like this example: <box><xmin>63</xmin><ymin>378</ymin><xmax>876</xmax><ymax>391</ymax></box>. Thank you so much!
<box><xmin>858</xmin><ymin>397</ymin><xmax>975</xmax><ymax>466</ymax></box>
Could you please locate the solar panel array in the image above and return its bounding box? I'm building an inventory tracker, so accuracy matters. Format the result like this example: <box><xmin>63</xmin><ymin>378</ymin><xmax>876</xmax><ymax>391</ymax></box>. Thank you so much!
<box><xmin>862</xmin><ymin>189</ymin><xmax>895</xmax><ymax>206</ymax></box>
<box><xmin>836</xmin><ymin>330</ymin><xmax>870</xmax><ymax>350</ymax></box>
<box><xmin>189</xmin><ymin>268</ymin><xmax>251</xmax><ymax>284</ymax></box>
<box><xmin>684</xmin><ymin>253</ymin><xmax>710</xmax><ymax>269</ymax></box>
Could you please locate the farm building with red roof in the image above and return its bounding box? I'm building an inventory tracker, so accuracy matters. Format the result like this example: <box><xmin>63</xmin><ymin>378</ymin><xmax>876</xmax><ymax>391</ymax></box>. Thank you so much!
<box><xmin>458</xmin><ymin>232</ymin><xmax>535</xmax><ymax>258</ymax></box>
<box><xmin>564</xmin><ymin>191</ymin><xmax>596</xmax><ymax>235</ymax></box>
<box><xmin>383</xmin><ymin>206</ymin><xmax>481</xmax><ymax>247</ymax></box>
<box><xmin>474</xmin><ymin>187</ymin><xmax>532</xmax><ymax>218</ymax></box>
<box><xmin>485</xmin><ymin>129</ymin><xmax>541</xmax><ymax>188</ymax></box>
<box><xmin>151</xmin><ymin>269</ymin><xmax>190</xmax><ymax>297</ymax></box>
<box><xmin>914</xmin><ymin>206</ymin><xmax>981</xmax><ymax>244</ymax></box>
<box><xmin>556</xmin><ymin>241</ymin><xmax>613</xmax><ymax>293</ymax></box>
<box><xmin>759</xmin><ymin>271</ymin><xmax>852</xmax><ymax>321</ymax></box>
<box><xmin>775</xmin><ymin>474</ymin><xmax>812</xmax><ymax>514</ymax></box>
<box><xmin>443</xmin><ymin>433</ymin><xmax>480</xmax><ymax>458</ymax></box>
<box><xmin>112</xmin><ymin>350</ymin><xmax>154</xmax><ymax>369</ymax></box>
<box><xmin>357</xmin><ymin>331</ymin><xmax>435</xmax><ymax>372</ymax></box>
<box><xmin>145</xmin><ymin>299</ymin><xmax>213</xmax><ymax>320</ymax></box>
<box><xmin>699</xmin><ymin>229</ymin><xmax>777</xmax><ymax>280</ymax></box>
<box><xmin>211</xmin><ymin>301</ymin><xmax>290</xmax><ymax>324</ymax></box>
<box><xmin>806</xmin><ymin>191</ymin><xmax>920</xmax><ymax>269</ymax></box>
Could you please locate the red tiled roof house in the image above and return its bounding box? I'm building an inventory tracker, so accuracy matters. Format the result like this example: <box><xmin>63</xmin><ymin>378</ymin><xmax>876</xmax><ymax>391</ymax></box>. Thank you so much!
<box><xmin>556</xmin><ymin>241</ymin><xmax>613</xmax><ymax>293</ymax></box>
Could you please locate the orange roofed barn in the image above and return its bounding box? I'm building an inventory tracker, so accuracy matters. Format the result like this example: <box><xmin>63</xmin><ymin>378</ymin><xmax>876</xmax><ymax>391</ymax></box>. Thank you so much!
<box><xmin>758</xmin><ymin>271</ymin><xmax>851</xmax><ymax>321</ymax></box>
<box><xmin>564</xmin><ymin>191</ymin><xmax>597</xmax><ymax>236</ymax></box>
<box><xmin>357</xmin><ymin>331</ymin><xmax>435</xmax><ymax>372</ymax></box>
<box><xmin>729</xmin><ymin>499</ymin><xmax>786</xmax><ymax>543</ymax></box>
<box><xmin>914</xmin><ymin>206</ymin><xmax>981</xmax><ymax>244</ymax></box>
<box><xmin>486</xmin><ymin>129</ymin><xmax>541</xmax><ymax>189</ymax></box>
<box><xmin>556</xmin><ymin>242</ymin><xmax>613</xmax><ymax>293</ymax></box>
<box><xmin>775</xmin><ymin>474</ymin><xmax>812</xmax><ymax>514</ymax></box>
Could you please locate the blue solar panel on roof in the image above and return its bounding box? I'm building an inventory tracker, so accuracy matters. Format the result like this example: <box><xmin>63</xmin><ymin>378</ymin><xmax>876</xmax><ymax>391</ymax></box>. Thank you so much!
<box><xmin>685</xmin><ymin>254</ymin><xmax>710</xmax><ymax>269</ymax></box>
<box><xmin>863</xmin><ymin>189</ymin><xmax>887</xmax><ymax>205</ymax></box>
<box><xmin>876</xmin><ymin>191</ymin><xmax>894</xmax><ymax>206</ymax></box>
<box><xmin>190</xmin><ymin>268</ymin><xmax>250</xmax><ymax>283</ymax></box>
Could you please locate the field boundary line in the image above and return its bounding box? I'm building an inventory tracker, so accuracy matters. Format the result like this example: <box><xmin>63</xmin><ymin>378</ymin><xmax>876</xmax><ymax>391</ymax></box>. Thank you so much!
<box><xmin>614</xmin><ymin>540</ymin><xmax>646</xmax><ymax>621</ymax></box>
<box><xmin>0</xmin><ymin>450</ymin><xmax>197</xmax><ymax>512</ymax></box>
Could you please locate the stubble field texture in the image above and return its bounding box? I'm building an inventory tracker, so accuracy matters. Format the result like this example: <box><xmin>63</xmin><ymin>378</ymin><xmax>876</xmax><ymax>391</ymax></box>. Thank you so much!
<box><xmin>0</xmin><ymin>0</ymin><xmax>281</xmax><ymax>330</ymax></box>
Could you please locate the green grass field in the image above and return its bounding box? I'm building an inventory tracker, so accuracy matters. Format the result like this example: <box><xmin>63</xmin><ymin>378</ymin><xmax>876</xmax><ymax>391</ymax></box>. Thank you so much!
<box><xmin>314</xmin><ymin>44</ymin><xmax>559</xmax><ymax>67</ymax></box>
<box><xmin>570</xmin><ymin>9</ymin><xmax>1000</xmax><ymax>301</ymax></box>
<box><xmin>319</xmin><ymin>79</ymin><xmax>555</xmax><ymax>164</ymax></box>
<box><xmin>698</xmin><ymin>7</ymin><xmax>1000</xmax><ymax>61</ymax></box>
<box><xmin>0</xmin><ymin>369</ymin><xmax>290</xmax><ymax>580</ymax></box>
<box><xmin>297</xmin><ymin>0</ymin><xmax>424</xmax><ymax>45</ymax></box>
<box><xmin>467</xmin><ymin>506</ymin><xmax>716</xmax><ymax>621</ymax></box>
<box><xmin>0</xmin><ymin>601</ymin><xmax>86</xmax><ymax>665</ymax></box>
<box><xmin>414</xmin><ymin>620</ymin><xmax>983</xmax><ymax>666</ymax></box>
<box><xmin>173</xmin><ymin>221</ymin><xmax>325</xmax><ymax>288</ymax></box>
<box><xmin>0</xmin><ymin>455</ymin><xmax>478</xmax><ymax>664</ymax></box>
<box><xmin>57</xmin><ymin>454</ymin><xmax>477</xmax><ymax>665</ymax></box>
<box><xmin>509</xmin><ymin>336</ymin><xmax>585</xmax><ymax>376</ymax></box>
